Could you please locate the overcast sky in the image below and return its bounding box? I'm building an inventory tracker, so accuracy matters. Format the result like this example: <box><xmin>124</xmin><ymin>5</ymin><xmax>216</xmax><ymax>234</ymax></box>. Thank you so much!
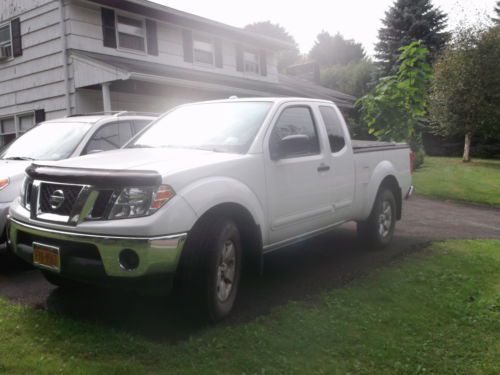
<box><xmin>151</xmin><ymin>0</ymin><xmax>495</xmax><ymax>55</ymax></box>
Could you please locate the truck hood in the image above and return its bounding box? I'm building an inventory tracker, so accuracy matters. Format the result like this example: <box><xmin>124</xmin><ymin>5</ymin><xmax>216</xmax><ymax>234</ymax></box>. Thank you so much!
<box><xmin>39</xmin><ymin>148</ymin><xmax>248</xmax><ymax>176</ymax></box>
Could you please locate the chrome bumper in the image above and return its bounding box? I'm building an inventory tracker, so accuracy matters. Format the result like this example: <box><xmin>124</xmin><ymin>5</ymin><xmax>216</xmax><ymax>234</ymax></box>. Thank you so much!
<box><xmin>7</xmin><ymin>217</ymin><xmax>187</xmax><ymax>278</ymax></box>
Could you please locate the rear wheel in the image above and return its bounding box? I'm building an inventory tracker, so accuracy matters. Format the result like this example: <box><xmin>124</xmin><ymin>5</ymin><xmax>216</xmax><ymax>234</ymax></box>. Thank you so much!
<box><xmin>176</xmin><ymin>216</ymin><xmax>242</xmax><ymax>322</ymax></box>
<box><xmin>357</xmin><ymin>188</ymin><xmax>396</xmax><ymax>249</ymax></box>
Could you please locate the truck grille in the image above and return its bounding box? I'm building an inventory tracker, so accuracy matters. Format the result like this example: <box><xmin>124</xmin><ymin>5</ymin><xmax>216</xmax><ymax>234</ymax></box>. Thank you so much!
<box><xmin>39</xmin><ymin>183</ymin><xmax>83</xmax><ymax>216</ymax></box>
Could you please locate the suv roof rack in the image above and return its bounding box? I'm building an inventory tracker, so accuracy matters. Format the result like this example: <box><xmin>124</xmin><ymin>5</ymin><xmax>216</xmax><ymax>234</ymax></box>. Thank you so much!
<box><xmin>67</xmin><ymin>111</ymin><xmax>159</xmax><ymax>118</ymax></box>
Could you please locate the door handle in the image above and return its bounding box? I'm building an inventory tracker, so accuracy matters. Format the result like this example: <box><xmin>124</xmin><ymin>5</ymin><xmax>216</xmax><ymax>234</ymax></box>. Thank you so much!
<box><xmin>317</xmin><ymin>163</ymin><xmax>330</xmax><ymax>172</ymax></box>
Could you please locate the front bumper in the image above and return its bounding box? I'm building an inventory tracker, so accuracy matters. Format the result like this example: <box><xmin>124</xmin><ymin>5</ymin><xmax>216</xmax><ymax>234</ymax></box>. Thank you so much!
<box><xmin>7</xmin><ymin>217</ymin><xmax>187</xmax><ymax>282</ymax></box>
<box><xmin>0</xmin><ymin>201</ymin><xmax>10</xmax><ymax>244</ymax></box>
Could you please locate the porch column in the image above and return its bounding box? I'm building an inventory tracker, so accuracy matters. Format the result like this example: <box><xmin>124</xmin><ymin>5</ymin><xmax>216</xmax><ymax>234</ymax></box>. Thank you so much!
<box><xmin>101</xmin><ymin>82</ymin><xmax>112</xmax><ymax>113</ymax></box>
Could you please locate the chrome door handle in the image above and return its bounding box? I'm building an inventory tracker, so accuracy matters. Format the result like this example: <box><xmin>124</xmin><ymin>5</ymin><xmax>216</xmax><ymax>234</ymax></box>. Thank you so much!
<box><xmin>317</xmin><ymin>163</ymin><xmax>330</xmax><ymax>172</ymax></box>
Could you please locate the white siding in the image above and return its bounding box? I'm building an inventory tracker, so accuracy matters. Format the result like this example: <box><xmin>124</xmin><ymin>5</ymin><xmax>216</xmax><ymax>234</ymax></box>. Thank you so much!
<box><xmin>65</xmin><ymin>0</ymin><xmax>279</xmax><ymax>83</ymax></box>
<box><xmin>0</xmin><ymin>0</ymin><xmax>68</xmax><ymax>120</ymax></box>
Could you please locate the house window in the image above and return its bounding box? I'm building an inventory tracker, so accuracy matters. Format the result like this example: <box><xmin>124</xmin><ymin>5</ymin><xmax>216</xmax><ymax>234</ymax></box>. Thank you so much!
<box><xmin>193</xmin><ymin>36</ymin><xmax>214</xmax><ymax>65</ymax></box>
<box><xmin>0</xmin><ymin>113</ymin><xmax>35</xmax><ymax>147</ymax></box>
<box><xmin>116</xmin><ymin>14</ymin><xmax>145</xmax><ymax>52</ymax></box>
<box><xmin>0</xmin><ymin>23</ymin><xmax>12</xmax><ymax>59</ymax></box>
<box><xmin>243</xmin><ymin>50</ymin><xmax>259</xmax><ymax>74</ymax></box>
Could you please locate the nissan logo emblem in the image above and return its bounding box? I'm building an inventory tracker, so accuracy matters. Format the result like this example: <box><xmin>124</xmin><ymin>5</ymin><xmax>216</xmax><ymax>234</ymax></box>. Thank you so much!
<box><xmin>49</xmin><ymin>190</ymin><xmax>65</xmax><ymax>210</ymax></box>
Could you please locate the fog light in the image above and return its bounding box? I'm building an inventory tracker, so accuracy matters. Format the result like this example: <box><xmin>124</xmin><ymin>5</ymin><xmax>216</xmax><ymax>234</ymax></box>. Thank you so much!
<box><xmin>119</xmin><ymin>249</ymin><xmax>139</xmax><ymax>271</ymax></box>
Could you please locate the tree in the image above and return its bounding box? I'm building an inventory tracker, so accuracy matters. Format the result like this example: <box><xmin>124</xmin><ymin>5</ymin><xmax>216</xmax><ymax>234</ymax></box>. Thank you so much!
<box><xmin>320</xmin><ymin>59</ymin><xmax>377</xmax><ymax>98</ymax></box>
<box><xmin>375</xmin><ymin>0</ymin><xmax>449</xmax><ymax>75</ymax></box>
<box><xmin>309</xmin><ymin>31</ymin><xmax>365</xmax><ymax>67</ymax></box>
<box><xmin>493</xmin><ymin>1</ymin><xmax>500</xmax><ymax>24</ymax></box>
<box><xmin>244</xmin><ymin>21</ymin><xmax>300</xmax><ymax>72</ymax></box>
<box><xmin>357</xmin><ymin>42</ymin><xmax>432</xmax><ymax>166</ymax></box>
<box><xmin>429</xmin><ymin>26</ymin><xmax>500</xmax><ymax>162</ymax></box>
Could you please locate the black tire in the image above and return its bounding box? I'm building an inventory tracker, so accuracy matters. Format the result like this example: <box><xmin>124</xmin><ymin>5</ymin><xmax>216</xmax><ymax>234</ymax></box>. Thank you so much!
<box><xmin>176</xmin><ymin>215</ymin><xmax>242</xmax><ymax>322</ymax></box>
<box><xmin>41</xmin><ymin>271</ymin><xmax>81</xmax><ymax>288</ymax></box>
<box><xmin>357</xmin><ymin>188</ymin><xmax>397</xmax><ymax>249</ymax></box>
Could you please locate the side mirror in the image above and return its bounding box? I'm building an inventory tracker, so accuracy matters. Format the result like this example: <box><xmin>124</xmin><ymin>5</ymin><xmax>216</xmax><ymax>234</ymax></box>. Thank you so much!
<box><xmin>270</xmin><ymin>134</ymin><xmax>311</xmax><ymax>160</ymax></box>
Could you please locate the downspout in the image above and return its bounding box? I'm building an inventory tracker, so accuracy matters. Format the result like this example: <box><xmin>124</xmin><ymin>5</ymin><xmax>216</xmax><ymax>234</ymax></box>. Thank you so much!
<box><xmin>59</xmin><ymin>0</ymin><xmax>71</xmax><ymax>115</ymax></box>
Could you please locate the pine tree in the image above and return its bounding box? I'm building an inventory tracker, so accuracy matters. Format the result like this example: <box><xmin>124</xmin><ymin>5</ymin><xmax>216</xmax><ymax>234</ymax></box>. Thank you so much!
<box><xmin>493</xmin><ymin>1</ymin><xmax>500</xmax><ymax>24</ymax></box>
<box><xmin>375</xmin><ymin>0</ymin><xmax>449</xmax><ymax>75</ymax></box>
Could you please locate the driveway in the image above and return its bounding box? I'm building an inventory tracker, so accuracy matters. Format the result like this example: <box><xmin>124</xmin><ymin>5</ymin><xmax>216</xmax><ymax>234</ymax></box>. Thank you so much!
<box><xmin>0</xmin><ymin>195</ymin><xmax>499</xmax><ymax>341</ymax></box>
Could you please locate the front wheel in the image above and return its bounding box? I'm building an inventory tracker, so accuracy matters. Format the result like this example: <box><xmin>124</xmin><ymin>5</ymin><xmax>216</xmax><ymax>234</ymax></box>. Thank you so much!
<box><xmin>176</xmin><ymin>216</ymin><xmax>242</xmax><ymax>322</ymax></box>
<box><xmin>357</xmin><ymin>188</ymin><xmax>396</xmax><ymax>249</ymax></box>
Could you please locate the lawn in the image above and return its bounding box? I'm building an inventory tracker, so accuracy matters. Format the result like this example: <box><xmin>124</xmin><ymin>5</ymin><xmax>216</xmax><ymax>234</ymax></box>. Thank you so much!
<box><xmin>413</xmin><ymin>157</ymin><xmax>500</xmax><ymax>206</ymax></box>
<box><xmin>0</xmin><ymin>240</ymin><xmax>498</xmax><ymax>374</ymax></box>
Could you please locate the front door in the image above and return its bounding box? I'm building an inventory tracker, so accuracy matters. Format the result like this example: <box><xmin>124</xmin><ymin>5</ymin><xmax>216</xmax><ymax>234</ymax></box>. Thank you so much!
<box><xmin>264</xmin><ymin>104</ymin><xmax>335</xmax><ymax>246</ymax></box>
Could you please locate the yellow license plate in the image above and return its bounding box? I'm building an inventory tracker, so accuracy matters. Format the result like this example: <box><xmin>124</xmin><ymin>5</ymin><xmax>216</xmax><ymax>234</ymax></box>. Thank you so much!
<box><xmin>33</xmin><ymin>242</ymin><xmax>60</xmax><ymax>272</ymax></box>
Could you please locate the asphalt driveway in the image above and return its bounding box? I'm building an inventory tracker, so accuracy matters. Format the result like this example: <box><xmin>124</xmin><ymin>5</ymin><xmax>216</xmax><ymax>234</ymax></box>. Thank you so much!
<box><xmin>0</xmin><ymin>195</ymin><xmax>499</xmax><ymax>341</ymax></box>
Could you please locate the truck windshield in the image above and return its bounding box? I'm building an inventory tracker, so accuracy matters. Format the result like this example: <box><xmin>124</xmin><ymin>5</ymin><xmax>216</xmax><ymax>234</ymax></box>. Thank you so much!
<box><xmin>0</xmin><ymin>122</ymin><xmax>93</xmax><ymax>161</ymax></box>
<box><xmin>128</xmin><ymin>101</ymin><xmax>273</xmax><ymax>154</ymax></box>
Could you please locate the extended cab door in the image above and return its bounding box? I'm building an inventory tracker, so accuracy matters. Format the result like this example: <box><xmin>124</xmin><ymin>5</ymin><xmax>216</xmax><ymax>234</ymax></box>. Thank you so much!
<box><xmin>264</xmin><ymin>104</ymin><xmax>335</xmax><ymax>245</ymax></box>
<box><xmin>317</xmin><ymin>105</ymin><xmax>355</xmax><ymax>221</ymax></box>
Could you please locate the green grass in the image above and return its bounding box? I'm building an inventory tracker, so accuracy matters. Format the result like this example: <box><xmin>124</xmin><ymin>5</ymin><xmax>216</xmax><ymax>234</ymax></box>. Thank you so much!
<box><xmin>413</xmin><ymin>157</ymin><xmax>500</xmax><ymax>206</ymax></box>
<box><xmin>0</xmin><ymin>240</ymin><xmax>499</xmax><ymax>374</ymax></box>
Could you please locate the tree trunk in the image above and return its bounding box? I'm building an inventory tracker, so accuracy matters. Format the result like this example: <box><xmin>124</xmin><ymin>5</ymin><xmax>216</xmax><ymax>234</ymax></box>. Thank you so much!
<box><xmin>463</xmin><ymin>132</ymin><xmax>472</xmax><ymax>162</ymax></box>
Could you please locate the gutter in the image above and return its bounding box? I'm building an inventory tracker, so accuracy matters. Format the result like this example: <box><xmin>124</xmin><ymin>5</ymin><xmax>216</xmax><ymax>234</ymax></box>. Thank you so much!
<box><xmin>59</xmin><ymin>0</ymin><xmax>71</xmax><ymax>115</ymax></box>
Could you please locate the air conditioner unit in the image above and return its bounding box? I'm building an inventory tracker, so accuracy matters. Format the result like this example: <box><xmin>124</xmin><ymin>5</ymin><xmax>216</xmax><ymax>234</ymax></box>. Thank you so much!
<box><xmin>0</xmin><ymin>46</ymin><xmax>11</xmax><ymax>59</ymax></box>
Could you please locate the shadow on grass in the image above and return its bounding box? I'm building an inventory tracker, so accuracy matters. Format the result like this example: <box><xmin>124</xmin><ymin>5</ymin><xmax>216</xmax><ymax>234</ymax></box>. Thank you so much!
<box><xmin>35</xmin><ymin>225</ymin><xmax>426</xmax><ymax>343</ymax></box>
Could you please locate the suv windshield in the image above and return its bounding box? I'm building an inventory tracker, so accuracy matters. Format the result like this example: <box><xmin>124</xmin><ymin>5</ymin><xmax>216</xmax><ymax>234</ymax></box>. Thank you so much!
<box><xmin>128</xmin><ymin>101</ymin><xmax>273</xmax><ymax>154</ymax></box>
<box><xmin>0</xmin><ymin>122</ymin><xmax>93</xmax><ymax>161</ymax></box>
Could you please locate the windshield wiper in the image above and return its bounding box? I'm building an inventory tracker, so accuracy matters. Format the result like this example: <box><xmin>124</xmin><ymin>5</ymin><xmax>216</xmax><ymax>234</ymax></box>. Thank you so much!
<box><xmin>3</xmin><ymin>156</ymin><xmax>35</xmax><ymax>161</ymax></box>
<box><xmin>127</xmin><ymin>144</ymin><xmax>155</xmax><ymax>149</ymax></box>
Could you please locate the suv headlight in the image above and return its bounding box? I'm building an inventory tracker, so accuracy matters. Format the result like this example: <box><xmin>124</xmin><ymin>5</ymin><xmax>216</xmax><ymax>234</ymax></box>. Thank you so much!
<box><xmin>108</xmin><ymin>184</ymin><xmax>175</xmax><ymax>220</ymax></box>
<box><xmin>0</xmin><ymin>178</ymin><xmax>9</xmax><ymax>191</ymax></box>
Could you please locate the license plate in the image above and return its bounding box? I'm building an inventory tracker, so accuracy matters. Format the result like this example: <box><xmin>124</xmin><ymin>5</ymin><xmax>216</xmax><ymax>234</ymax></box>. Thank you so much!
<box><xmin>33</xmin><ymin>242</ymin><xmax>61</xmax><ymax>272</ymax></box>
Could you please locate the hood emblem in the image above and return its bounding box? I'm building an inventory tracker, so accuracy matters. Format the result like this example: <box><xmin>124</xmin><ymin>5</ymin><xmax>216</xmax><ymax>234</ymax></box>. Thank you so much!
<box><xmin>49</xmin><ymin>190</ymin><xmax>65</xmax><ymax>210</ymax></box>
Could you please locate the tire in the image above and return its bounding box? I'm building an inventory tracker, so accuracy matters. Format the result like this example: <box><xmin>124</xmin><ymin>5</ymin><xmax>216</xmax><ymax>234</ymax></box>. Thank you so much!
<box><xmin>176</xmin><ymin>215</ymin><xmax>242</xmax><ymax>322</ymax></box>
<box><xmin>41</xmin><ymin>270</ymin><xmax>81</xmax><ymax>288</ymax></box>
<box><xmin>357</xmin><ymin>188</ymin><xmax>397</xmax><ymax>249</ymax></box>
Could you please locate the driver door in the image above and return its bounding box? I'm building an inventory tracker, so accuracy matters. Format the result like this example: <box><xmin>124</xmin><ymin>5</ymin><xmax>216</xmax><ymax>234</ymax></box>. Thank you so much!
<box><xmin>264</xmin><ymin>104</ymin><xmax>335</xmax><ymax>246</ymax></box>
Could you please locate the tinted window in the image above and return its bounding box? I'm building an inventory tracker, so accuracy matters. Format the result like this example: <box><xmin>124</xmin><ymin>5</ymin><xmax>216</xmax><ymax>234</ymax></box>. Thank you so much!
<box><xmin>270</xmin><ymin>106</ymin><xmax>320</xmax><ymax>159</ymax></box>
<box><xmin>132</xmin><ymin>120</ymin><xmax>151</xmax><ymax>134</ymax></box>
<box><xmin>319</xmin><ymin>106</ymin><xmax>345</xmax><ymax>152</ymax></box>
<box><xmin>85</xmin><ymin>121</ymin><xmax>133</xmax><ymax>153</ymax></box>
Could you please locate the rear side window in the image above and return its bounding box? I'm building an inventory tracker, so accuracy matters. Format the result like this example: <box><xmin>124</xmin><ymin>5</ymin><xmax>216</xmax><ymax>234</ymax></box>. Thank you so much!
<box><xmin>319</xmin><ymin>106</ymin><xmax>346</xmax><ymax>153</ymax></box>
<box><xmin>132</xmin><ymin>119</ymin><xmax>152</xmax><ymax>134</ymax></box>
<box><xmin>85</xmin><ymin>121</ymin><xmax>133</xmax><ymax>154</ymax></box>
<box><xmin>270</xmin><ymin>106</ymin><xmax>320</xmax><ymax>159</ymax></box>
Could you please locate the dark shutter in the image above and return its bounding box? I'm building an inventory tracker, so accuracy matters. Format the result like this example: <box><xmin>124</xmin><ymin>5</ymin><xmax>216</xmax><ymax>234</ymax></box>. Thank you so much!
<box><xmin>182</xmin><ymin>29</ymin><xmax>193</xmax><ymax>63</ymax></box>
<box><xmin>11</xmin><ymin>18</ymin><xmax>22</xmax><ymax>57</ymax></box>
<box><xmin>101</xmin><ymin>8</ymin><xmax>117</xmax><ymax>48</ymax></box>
<box><xmin>235</xmin><ymin>44</ymin><xmax>244</xmax><ymax>72</ymax></box>
<box><xmin>34</xmin><ymin>109</ymin><xmax>45</xmax><ymax>124</ymax></box>
<box><xmin>145</xmin><ymin>19</ymin><xmax>158</xmax><ymax>56</ymax></box>
<box><xmin>214</xmin><ymin>38</ymin><xmax>223</xmax><ymax>68</ymax></box>
<box><xmin>260</xmin><ymin>50</ymin><xmax>267</xmax><ymax>76</ymax></box>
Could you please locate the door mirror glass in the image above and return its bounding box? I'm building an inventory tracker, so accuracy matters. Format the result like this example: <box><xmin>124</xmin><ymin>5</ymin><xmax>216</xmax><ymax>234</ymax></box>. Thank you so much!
<box><xmin>271</xmin><ymin>134</ymin><xmax>311</xmax><ymax>160</ymax></box>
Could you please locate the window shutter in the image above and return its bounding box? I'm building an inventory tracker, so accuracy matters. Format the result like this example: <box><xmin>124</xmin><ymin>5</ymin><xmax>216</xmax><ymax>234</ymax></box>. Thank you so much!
<box><xmin>34</xmin><ymin>109</ymin><xmax>45</xmax><ymax>124</ymax></box>
<box><xmin>11</xmin><ymin>18</ymin><xmax>22</xmax><ymax>57</ymax></box>
<box><xmin>235</xmin><ymin>44</ymin><xmax>244</xmax><ymax>72</ymax></box>
<box><xmin>145</xmin><ymin>19</ymin><xmax>158</xmax><ymax>56</ymax></box>
<box><xmin>259</xmin><ymin>50</ymin><xmax>267</xmax><ymax>76</ymax></box>
<box><xmin>101</xmin><ymin>8</ymin><xmax>117</xmax><ymax>48</ymax></box>
<box><xmin>214</xmin><ymin>38</ymin><xmax>223</xmax><ymax>68</ymax></box>
<box><xmin>182</xmin><ymin>29</ymin><xmax>193</xmax><ymax>63</ymax></box>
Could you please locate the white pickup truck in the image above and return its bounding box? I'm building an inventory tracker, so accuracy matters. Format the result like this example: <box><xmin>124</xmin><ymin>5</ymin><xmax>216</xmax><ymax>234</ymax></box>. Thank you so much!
<box><xmin>7</xmin><ymin>98</ymin><xmax>413</xmax><ymax>321</ymax></box>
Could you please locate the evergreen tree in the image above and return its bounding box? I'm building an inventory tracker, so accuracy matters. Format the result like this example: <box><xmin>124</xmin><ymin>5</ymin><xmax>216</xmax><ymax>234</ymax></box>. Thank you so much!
<box><xmin>493</xmin><ymin>1</ymin><xmax>500</xmax><ymax>24</ymax></box>
<box><xmin>309</xmin><ymin>31</ymin><xmax>365</xmax><ymax>67</ymax></box>
<box><xmin>244</xmin><ymin>21</ymin><xmax>300</xmax><ymax>72</ymax></box>
<box><xmin>375</xmin><ymin>0</ymin><xmax>449</xmax><ymax>75</ymax></box>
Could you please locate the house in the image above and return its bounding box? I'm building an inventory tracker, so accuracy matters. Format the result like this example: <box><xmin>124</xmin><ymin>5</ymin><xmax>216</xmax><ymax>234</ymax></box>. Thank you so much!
<box><xmin>0</xmin><ymin>0</ymin><xmax>355</xmax><ymax>147</ymax></box>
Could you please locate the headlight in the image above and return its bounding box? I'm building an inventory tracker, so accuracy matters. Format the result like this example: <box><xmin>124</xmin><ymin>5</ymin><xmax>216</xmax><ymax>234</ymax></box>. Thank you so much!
<box><xmin>108</xmin><ymin>184</ymin><xmax>175</xmax><ymax>219</ymax></box>
<box><xmin>0</xmin><ymin>178</ymin><xmax>9</xmax><ymax>191</ymax></box>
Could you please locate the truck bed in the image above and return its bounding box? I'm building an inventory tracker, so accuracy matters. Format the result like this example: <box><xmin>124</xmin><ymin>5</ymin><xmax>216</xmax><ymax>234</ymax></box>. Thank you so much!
<box><xmin>352</xmin><ymin>140</ymin><xmax>410</xmax><ymax>154</ymax></box>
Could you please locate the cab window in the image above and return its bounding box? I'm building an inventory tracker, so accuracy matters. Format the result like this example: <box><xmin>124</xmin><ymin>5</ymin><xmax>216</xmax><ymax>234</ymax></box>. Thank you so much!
<box><xmin>84</xmin><ymin>121</ymin><xmax>133</xmax><ymax>154</ymax></box>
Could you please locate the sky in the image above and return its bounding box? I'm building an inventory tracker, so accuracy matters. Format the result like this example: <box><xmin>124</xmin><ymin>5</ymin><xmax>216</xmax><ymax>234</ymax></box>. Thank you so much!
<box><xmin>151</xmin><ymin>0</ymin><xmax>495</xmax><ymax>56</ymax></box>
